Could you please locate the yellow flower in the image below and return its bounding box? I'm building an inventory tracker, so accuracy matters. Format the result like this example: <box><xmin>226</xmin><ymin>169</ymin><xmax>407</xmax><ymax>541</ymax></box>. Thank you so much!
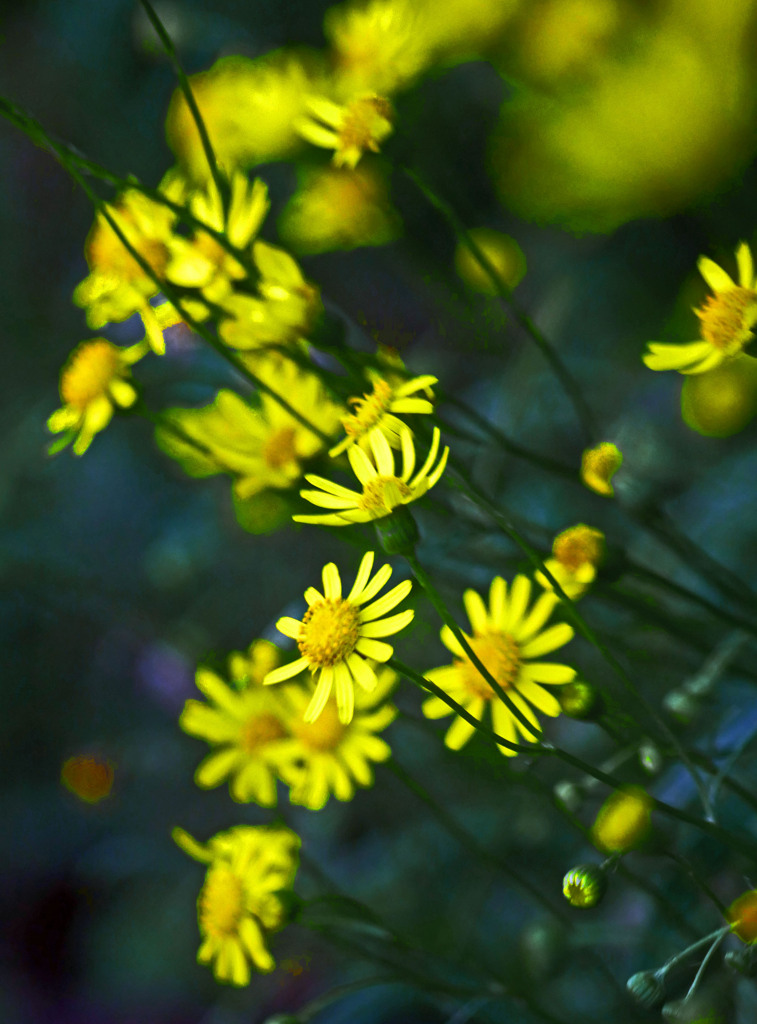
<box><xmin>421</xmin><ymin>575</ymin><xmax>576</xmax><ymax>755</ymax></box>
<box><xmin>727</xmin><ymin>890</ymin><xmax>757</xmax><ymax>944</ymax></box>
<box><xmin>296</xmin><ymin>93</ymin><xmax>394</xmax><ymax>169</ymax></box>
<box><xmin>535</xmin><ymin>524</ymin><xmax>605</xmax><ymax>600</ymax></box>
<box><xmin>264</xmin><ymin>551</ymin><xmax>414</xmax><ymax>725</ymax></box>
<box><xmin>275</xmin><ymin>664</ymin><xmax>398</xmax><ymax>809</ymax></box>
<box><xmin>329</xmin><ymin>372</ymin><xmax>437</xmax><ymax>457</ymax></box>
<box><xmin>165</xmin><ymin>172</ymin><xmax>269</xmax><ymax>306</ymax></box>
<box><xmin>155</xmin><ymin>363</ymin><xmax>343</xmax><ymax>498</ymax></box>
<box><xmin>278</xmin><ymin>162</ymin><xmax>402</xmax><ymax>255</ymax></box>
<box><xmin>294</xmin><ymin>426</ymin><xmax>448</xmax><ymax>526</ymax></box>
<box><xmin>324</xmin><ymin>0</ymin><xmax>432</xmax><ymax>96</ymax></box>
<box><xmin>454</xmin><ymin>228</ymin><xmax>527</xmax><ymax>295</ymax></box>
<box><xmin>591</xmin><ymin>785</ymin><xmax>653</xmax><ymax>854</ymax></box>
<box><xmin>179</xmin><ymin>655</ymin><xmax>295</xmax><ymax>807</ymax></box>
<box><xmin>580</xmin><ymin>442</ymin><xmax>622</xmax><ymax>497</ymax></box>
<box><xmin>47</xmin><ymin>339</ymin><xmax>146</xmax><ymax>455</ymax></box>
<box><xmin>165</xmin><ymin>50</ymin><xmax>326</xmax><ymax>179</ymax></box>
<box><xmin>173</xmin><ymin>824</ymin><xmax>300</xmax><ymax>985</ymax></box>
<box><xmin>218</xmin><ymin>242</ymin><xmax>322</xmax><ymax>353</ymax></box>
<box><xmin>644</xmin><ymin>243</ymin><xmax>757</xmax><ymax>374</ymax></box>
<box><xmin>227</xmin><ymin>639</ymin><xmax>282</xmax><ymax>689</ymax></box>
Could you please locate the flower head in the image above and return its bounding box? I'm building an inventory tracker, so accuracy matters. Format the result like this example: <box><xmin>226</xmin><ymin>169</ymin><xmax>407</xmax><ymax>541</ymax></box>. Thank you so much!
<box><xmin>173</xmin><ymin>824</ymin><xmax>300</xmax><ymax>985</ymax></box>
<box><xmin>294</xmin><ymin>426</ymin><xmax>448</xmax><ymax>526</ymax></box>
<box><xmin>329</xmin><ymin>372</ymin><xmax>437</xmax><ymax>456</ymax></box>
<box><xmin>535</xmin><ymin>523</ymin><xmax>605</xmax><ymax>600</ymax></box>
<box><xmin>580</xmin><ymin>442</ymin><xmax>622</xmax><ymax>497</ymax></box>
<box><xmin>421</xmin><ymin>575</ymin><xmax>576</xmax><ymax>755</ymax></box>
<box><xmin>643</xmin><ymin>243</ymin><xmax>757</xmax><ymax>374</ymax></box>
<box><xmin>48</xmin><ymin>339</ymin><xmax>146</xmax><ymax>455</ymax></box>
<box><xmin>296</xmin><ymin>93</ymin><xmax>394</xmax><ymax>169</ymax></box>
<box><xmin>591</xmin><ymin>785</ymin><xmax>653</xmax><ymax>854</ymax></box>
<box><xmin>727</xmin><ymin>890</ymin><xmax>757</xmax><ymax>944</ymax></box>
<box><xmin>264</xmin><ymin>551</ymin><xmax>413</xmax><ymax>725</ymax></box>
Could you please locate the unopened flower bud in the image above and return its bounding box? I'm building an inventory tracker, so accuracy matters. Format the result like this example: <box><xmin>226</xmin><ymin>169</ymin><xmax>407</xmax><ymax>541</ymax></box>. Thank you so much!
<box><xmin>627</xmin><ymin>968</ymin><xmax>666</xmax><ymax>1008</ymax></box>
<box><xmin>663</xmin><ymin>689</ymin><xmax>701</xmax><ymax>723</ymax></box>
<box><xmin>638</xmin><ymin>738</ymin><xmax>663</xmax><ymax>774</ymax></box>
<box><xmin>558</xmin><ymin>679</ymin><xmax>600</xmax><ymax>719</ymax></box>
<box><xmin>591</xmin><ymin>785</ymin><xmax>653</xmax><ymax>854</ymax></box>
<box><xmin>554</xmin><ymin>780</ymin><xmax>583</xmax><ymax>813</ymax></box>
<box><xmin>562</xmin><ymin>863</ymin><xmax>606</xmax><ymax>908</ymax></box>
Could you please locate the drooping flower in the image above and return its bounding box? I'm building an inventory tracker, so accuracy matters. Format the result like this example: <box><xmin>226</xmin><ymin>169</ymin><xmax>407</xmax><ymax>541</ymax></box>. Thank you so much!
<box><xmin>535</xmin><ymin>523</ymin><xmax>605</xmax><ymax>600</ymax></box>
<box><xmin>47</xmin><ymin>338</ymin><xmax>147</xmax><ymax>455</ymax></box>
<box><xmin>421</xmin><ymin>575</ymin><xmax>576</xmax><ymax>755</ymax></box>
<box><xmin>295</xmin><ymin>93</ymin><xmax>394</xmax><ymax>169</ymax></box>
<box><xmin>580</xmin><ymin>442</ymin><xmax>622</xmax><ymax>497</ymax></box>
<box><xmin>275</xmin><ymin>664</ymin><xmax>398</xmax><ymax>809</ymax></box>
<box><xmin>173</xmin><ymin>824</ymin><xmax>300</xmax><ymax>985</ymax></box>
<box><xmin>643</xmin><ymin>243</ymin><xmax>757</xmax><ymax>374</ymax></box>
<box><xmin>328</xmin><ymin>371</ymin><xmax>437</xmax><ymax>456</ymax></box>
<box><xmin>264</xmin><ymin>551</ymin><xmax>414</xmax><ymax>725</ymax></box>
<box><xmin>294</xmin><ymin>426</ymin><xmax>448</xmax><ymax>526</ymax></box>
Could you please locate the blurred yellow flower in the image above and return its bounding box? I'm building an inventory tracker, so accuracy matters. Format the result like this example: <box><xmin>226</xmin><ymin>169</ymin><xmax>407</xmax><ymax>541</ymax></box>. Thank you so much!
<box><xmin>591</xmin><ymin>785</ymin><xmax>653</xmax><ymax>854</ymax></box>
<box><xmin>294</xmin><ymin>426</ymin><xmax>448</xmax><ymax>526</ymax></box>
<box><xmin>454</xmin><ymin>228</ymin><xmax>527</xmax><ymax>295</ymax></box>
<box><xmin>535</xmin><ymin>524</ymin><xmax>605</xmax><ymax>600</ymax></box>
<box><xmin>278</xmin><ymin>162</ymin><xmax>401</xmax><ymax>255</ymax></box>
<box><xmin>644</xmin><ymin>243</ymin><xmax>757</xmax><ymax>375</ymax></box>
<box><xmin>48</xmin><ymin>338</ymin><xmax>146</xmax><ymax>455</ymax></box>
<box><xmin>329</xmin><ymin>371</ymin><xmax>436</xmax><ymax>456</ymax></box>
<box><xmin>422</xmin><ymin>575</ymin><xmax>576</xmax><ymax>755</ymax></box>
<box><xmin>727</xmin><ymin>890</ymin><xmax>757</xmax><ymax>944</ymax></box>
<box><xmin>264</xmin><ymin>551</ymin><xmax>413</xmax><ymax>725</ymax></box>
<box><xmin>296</xmin><ymin>93</ymin><xmax>394</xmax><ymax>169</ymax></box>
<box><xmin>173</xmin><ymin>824</ymin><xmax>300</xmax><ymax>985</ymax></box>
<box><xmin>681</xmin><ymin>353</ymin><xmax>757</xmax><ymax>437</ymax></box>
<box><xmin>580</xmin><ymin>442</ymin><xmax>622</xmax><ymax>497</ymax></box>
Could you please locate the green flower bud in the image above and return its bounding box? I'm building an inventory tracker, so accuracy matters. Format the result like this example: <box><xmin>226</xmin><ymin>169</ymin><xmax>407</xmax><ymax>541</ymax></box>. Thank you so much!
<box><xmin>557</xmin><ymin>679</ymin><xmax>601</xmax><ymax>719</ymax></box>
<box><xmin>627</xmin><ymin>968</ymin><xmax>666</xmax><ymax>1008</ymax></box>
<box><xmin>562</xmin><ymin>863</ymin><xmax>606</xmax><ymax>908</ymax></box>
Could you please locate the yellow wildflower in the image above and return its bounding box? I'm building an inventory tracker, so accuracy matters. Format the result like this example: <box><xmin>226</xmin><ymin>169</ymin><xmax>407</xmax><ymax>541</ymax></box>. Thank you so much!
<box><xmin>278</xmin><ymin>162</ymin><xmax>402</xmax><ymax>255</ymax></box>
<box><xmin>580</xmin><ymin>442</ymin><xmax>622</xmax><ymax>497</ymax></box>
<box><xmin>535</xmin><ymin>524</ymin><xmax>605</xmax><ymax>600</ymax></box>
<box><xmin>294</xmin><ymin>426</ymin><xmax>448</xmax><ymax>526</ymax></box>
<box><xmin>227</xmin><ymin>639</ymin><xmax>282</xmax><ymax>689</ymax></box>
<box><xmin>591</xmin><ymin>785</ymin><xmax>653</xmax><ymax>854</ymax></box>
<box><xmin>329</xmin><ymin>371</ymin><xmax>437</xmax><ymax>456</ymax></box>
<box><xmin>421</xmin><ymin>575</ymin><xmax>576</xmax><ymax>755</ymax></box>
<box><xmin>727</xmin><ymin>890</ymin><xmax>757</xmax><ymax>944</ymax></box>
<box><xmin>275</xmin><ymin>664</ymin><xmax>398</xmax><ymax>810</ymax></box>
<box><xmin>681</xmin><ymin>353</ymin><xmax>757</xmax><ymax>437</ymax></box>
<box><xmin>264</xmin><ymin>551</ymin><xmax>414</xmax><ymax>725</ymax></box>
<box><xmin>296</xmin><ymin>93</ymin><xmax>394</xmax><ymax>169</ymax></box>
<box><xmin>48</xmin><ymin>338</ymin><xmax>146</xmax><ymax>455</ymax></box>
<box><xmin>155</xmin><ymin>362</ymin><xmax>343</xmax><ymax>498</ymax></box>
<box><xmin>644</xmin><ymin>243</ymin><xmax>757</xmax><ymax>374</ymax></box>
<box><xmin>173</xmin><ymin>824</ymin><xmax>300</xmax><ymax>985</ymax></box>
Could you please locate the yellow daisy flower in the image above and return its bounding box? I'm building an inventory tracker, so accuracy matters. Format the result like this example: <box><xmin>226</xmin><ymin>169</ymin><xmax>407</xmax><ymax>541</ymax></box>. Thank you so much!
<box><xmin>263</xmin><ymin>551</ymin><xmax>414</xmax><ymax>725</ymax></box>
<box><xmin>275</xmin><ymin>664</ymin><xmax>398</xmax><ymax>810</ymax></box>
<box><xmin>535</xmin><ymin>523</ymin><xmax>605</xmax><ymax>600</ymax></box>
<box><xmin>580</xmin><ymin>442</ymin><xmax>622</xmax><ymax>497</ymax></box>
<box><xmin>328</xmin><ymin>371</ymin><xmax>437</xmax><ymax>456</ymax></box>
<box><xmin>47</xmin><ymin>338</ymin><xmax>147</xmax><ymax>455</ymax></box>
<box><xmin>294</xmin><ymin>426</ymin><xmax>448</xmax><ymax>526</ymax></box>
<box><xmin>165</xmin><ymin>171</ymin><xmax>269</xmax><ymax>306</ymax></box>
<box><xmin>643</xmin><ymin>243</ymin><xmax>757</xmax><ymax>374</ymax></box>
<box><xmin>155</xmin><ymin>362</ymin><xmax>343</xmax><ymax>498</ymax></box>
<box><xmin>295</xmin><ymin>93</ymin><xmax>394</xmax><ymax>169</ymax></box>
<box><xmin>179</xmin><ymin>654</ymin><xmax>295</xmax><ymax>807</ymax></box>
<box><xmin>421</xmin><ymin>575</ymin><xmax>576</xmax><ymax>756</ymax></box>
<box><xmin>173</xmin><ymin>823</ymin><xmax>300</xmax><ymax>985</ymax></box>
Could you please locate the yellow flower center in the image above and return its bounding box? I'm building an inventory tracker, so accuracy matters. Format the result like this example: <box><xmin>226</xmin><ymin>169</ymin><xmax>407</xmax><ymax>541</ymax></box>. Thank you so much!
<box><xmin>696</xmin><ymin>287</ymin><xmax>757</xmax><ymax>350</ymax></box>
<box><xmin>263</xmin><ymin>426</ymin><xmax>298</xmax><ymax>469</ymax></box>
<box><xmin>358</xmin><ymin>476</ymin><xmax>412</xmax><ymax>516</ymax></box>
<box><xmin>60</xmin><ymin>341</ymin><xmax>121</xmax><ymax>408</ymax></box>
<box><xmin>343</xmin><ymin>379</ymin><xmax>393</xmax><ymax>438</ymax></box>
<box><xmin>239</xmin><ymin>712</ymin><xmax>287</xmax><ymax>753</ymax></box>
<box><xmin>293</xmin><ymin>701</ymin><xmax>345</xmax><ymax>751</ymax></box>
<box><xmin>198</xmin><ymin>866</ymin><xmax>244</xmax><ymax>938</ymax></box>
<box><xmin>553</xmin><ymin>526</ymin><xmax>604</xmax><ymax>572</ymax></box>
<box><xmin>298</xmin><ymin>599</ymin><xmax>360</xmax><ymax>667</ymax></box>
<box><xmin>338</xmin><ymin>96</ymin><xmax>393</xmax><ymax>156</ymax></box>
<box><xmin>457</xmin><ymin>632</ymin><xmax>520</xmax><ymax>700</ymax></box>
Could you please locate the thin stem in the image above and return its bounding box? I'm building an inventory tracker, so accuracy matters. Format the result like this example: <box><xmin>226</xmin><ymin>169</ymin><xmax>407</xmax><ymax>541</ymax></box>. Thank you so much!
<box><xmin>402</xmin><ymin>166</ymin><xmax>597</xmax><ymax>445</ymax></box>
<box><xmin>683</xmin><ymin>926</ymin><xmax>731</xmax><ymax>1002</ymax></box>
<box><xmin>137</xmin><ymin>0</ymin><xmax>229</xmax><ymax>216</ymax></box>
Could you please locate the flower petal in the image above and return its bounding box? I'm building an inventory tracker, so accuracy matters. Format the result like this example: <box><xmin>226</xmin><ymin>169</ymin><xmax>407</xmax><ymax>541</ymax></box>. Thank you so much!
<box><xmin>444</xmin><ymin>701</ymin><xmax>482</xmax><ymax>750</ymax></box>
<box><xmin>348</xmin><ymin>551</ymin><xmax>376</xmax><ymax>602</ymax></box>
<box><xmin>369</xmin><ymin>428</ymin><xmax>395</xmax><ymax>477</ymax></box>
<box><xmin>504</xmin><ymin>575</ymin><xmax>531</xmax><ymax>632</ymax></box>
<box><xmin>517</xmin><ymin>591</ymin><xmax>559</xmax><ymax>642</ymax></box>
<box><xmin>322</xmin><ymin>562</ymin><xmax>342</xmax><ymax>600</ymax></box>
<box><xmin>352</xmin><ymin>562</ymin><xmax>392</xmax><ymax>606</ymax></box>
<box><xmin>737</xmin><ymin>242</ymin><xmax>754</xmax><ymax>289</ymax></box>
<box><xmin>517</xmin><ymin>679</ymin><xmax>562</xmax><ymax>717</ymax></box>
<box><xmin>359</xmin><ymin>608</ymin><xmax>414</xmax><ymax>637</ymax></box>
<box><xmin>195</xmin><ymin>747</ymin><xmax>240</xmax><ymax>788</ymax></box>
<box><xmin>521</xmin><ymin>623</ymin><xmax>574</xmax><ymax>659</ymax></box>
<box><xmin>276</xmin><ymin>616</ymin><xmax>303</xmax><ymax>640</ymax></box>
<box><xmin>698</xmin><ymin>255</ymin><xmax>735</xmax><ymax>294</ymax></box>
<box><xmin>463</xmin><ymin>589</ymin><xmax>489</xmax><ymax>634</ymax></box>
<box><xmin>334</xmin><ymin>661</ymin><xmax>355</xmax><ymax>724</ymax></box>
<box><xmin>355</xmin><ymin>636</ymin><xmax>393</xmax><ymax>661</ymax></box>
<box><xmin>521</xmin><ymin>662</ymin><xmax>576</xmax><ymax>684</ymax></box>
<box><xmin>264</xmin><ymin>658</ymin><xmax>310</xmax><ymax>685</ymax></box>
<box><xmin>304</xmin><ymin>667</ymin><xmax>335</xmax><ymax>721</ymax></box>
<box><xmin>359</xmin><ymin>579</ymin><xmax>412</xmax><ymax>621</ymax></box>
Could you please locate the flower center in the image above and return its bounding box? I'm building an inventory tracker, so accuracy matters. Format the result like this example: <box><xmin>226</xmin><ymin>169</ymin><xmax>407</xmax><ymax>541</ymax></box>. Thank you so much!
<box><xmin>298</xmin><ymin>599</ymin><xmax>360</xmax><ymax>667</ymax></box>
<box><xmin>339</xmin><ymin>95</ymin><xmax>393</xmax><ymax>156</ymax></box>
<box><xmin>358</xmin><ymin>475</ymin><xmax>412</xmax><ymax>516</ymax></box>
<box><xmin>198</xmin><ymin>866</ymin><xmax>244</xmax><ymax>938</ymax></box>
<box><xmin>293</xmin><ymin>701</ymin><xmax>345</xmax><ymax>751</ymax></box>
<box><xmin>263</xmin><ymin>426</ymin><xmax>298</xmax><ymax>469</ymax></box>
<box><xmin>553</xmin><ymin>527</ymin><xmax>603</xmax><ymax>572</ymax></box>
<box><xmin>695</xmin><ymin>286</ymin><xmax>757</xmax><ymax>350</ymax></box>
<box><xmin>457</xmin><ymin>632</ymin><xmax>521</xmax><ymax>700</ymax></box>
<box><xmin>343</xmin><ymin>379</ymin><xmax>393</xmax><ymax>438</ymax></box>
<box><xmin>60</xmin><ymin>341</ymin><xmax>121</xmax><ymax>408</ymax></box>
<box><xmin>239</xmin><ymin>712</ymin><xmax>287</xmax><ymax>753</ymax></box>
